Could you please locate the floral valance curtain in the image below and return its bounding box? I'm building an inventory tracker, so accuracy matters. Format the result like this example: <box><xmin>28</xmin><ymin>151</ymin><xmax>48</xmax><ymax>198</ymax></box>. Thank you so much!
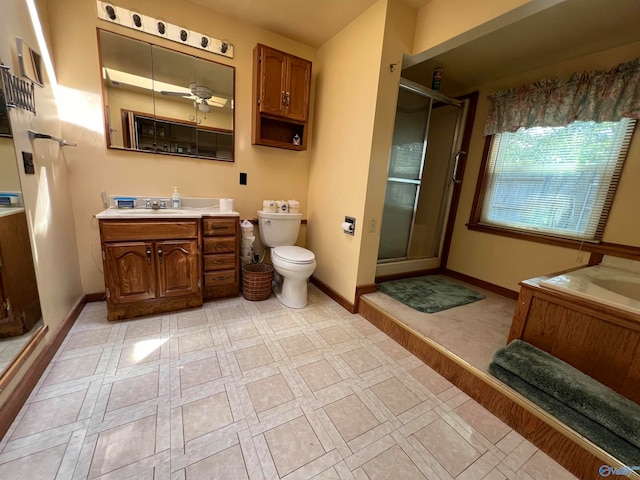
<box><xmin>484</xmin><ymin>57</ymin><xmax>640</xmax><ymax>135</ymax></box>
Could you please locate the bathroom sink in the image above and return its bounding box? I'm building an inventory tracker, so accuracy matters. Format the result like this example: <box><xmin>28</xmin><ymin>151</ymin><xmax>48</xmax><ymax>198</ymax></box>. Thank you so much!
<box><xmin>115</xmin><ymin>208</ymin><xmax>187</xmax><ymax>215</ymax></box>
<box><xmin>100</xmin><ymin>208</ymin><xmax>204</xmax><ymax>218</ymax></box>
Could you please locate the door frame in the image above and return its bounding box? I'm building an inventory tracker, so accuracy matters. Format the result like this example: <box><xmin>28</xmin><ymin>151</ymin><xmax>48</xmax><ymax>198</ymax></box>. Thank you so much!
<box><xmin>439</xmin><ymin>91</ymin><xmax>479</xmax><ymax>270</ymax></box>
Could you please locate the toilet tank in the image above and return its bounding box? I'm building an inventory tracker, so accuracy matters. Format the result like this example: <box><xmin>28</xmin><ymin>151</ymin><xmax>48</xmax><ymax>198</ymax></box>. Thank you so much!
<box><xmin>257</xmin><ymin>211</ymin><xmax>302</xmax><ymax>247</ymax></box>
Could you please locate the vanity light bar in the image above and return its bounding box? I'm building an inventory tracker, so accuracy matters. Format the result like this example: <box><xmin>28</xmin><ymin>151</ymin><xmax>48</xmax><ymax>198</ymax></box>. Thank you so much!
<box><xmin>95</xmin><ymin>1</ymin><xmax>234</xmax><ymax>59</ymax></box>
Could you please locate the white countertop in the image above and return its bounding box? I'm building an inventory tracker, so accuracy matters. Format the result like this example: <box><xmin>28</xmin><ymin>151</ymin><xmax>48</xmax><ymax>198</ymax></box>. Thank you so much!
<box><xmin>0</xmin><ymin>207</ymin><xmax>25</xmax><ymax>218</ymax></box>
<box><xmin>96</xmin><ymin>195</ymin><xmax>239</xmax><ymax>219</ymax></box>
<box><xmin>96</xmin><ymin>207</ymin><xmax>239</xmax><ymax>219</ymax></box>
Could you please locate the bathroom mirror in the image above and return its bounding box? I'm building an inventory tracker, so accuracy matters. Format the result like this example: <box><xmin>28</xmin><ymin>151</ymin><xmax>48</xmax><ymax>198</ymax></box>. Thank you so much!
<box><xmin>0</xmin><ymin>73</ymin><xmax>44</xmax><ymax>384</ymax></box>
<box><xmin>98</xmin><ymin>29</ymin><xmax>235</xmax><ymax>161</ymax></box>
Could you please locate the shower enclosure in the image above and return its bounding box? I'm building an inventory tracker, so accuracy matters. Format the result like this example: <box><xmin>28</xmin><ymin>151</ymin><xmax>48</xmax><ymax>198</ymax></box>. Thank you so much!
<box><xmin>377</xmin><ymin>78</ymin><xmax>469</xmax><ymax>276</ymax></box>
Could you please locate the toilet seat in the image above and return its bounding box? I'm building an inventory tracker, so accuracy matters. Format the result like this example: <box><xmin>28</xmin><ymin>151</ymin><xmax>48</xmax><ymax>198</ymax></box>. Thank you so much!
<box><xmin>272</xmin><ymin>246</ymin><xmax>315</xmax><ymax>265</ymax></box>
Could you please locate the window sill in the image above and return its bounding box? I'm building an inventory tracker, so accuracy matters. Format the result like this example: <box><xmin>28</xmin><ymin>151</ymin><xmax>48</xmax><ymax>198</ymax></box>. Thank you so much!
<box><xmin>466</xmin><ymin>222</ymin><xmax>640</xmax><ymax>260</ymax></box>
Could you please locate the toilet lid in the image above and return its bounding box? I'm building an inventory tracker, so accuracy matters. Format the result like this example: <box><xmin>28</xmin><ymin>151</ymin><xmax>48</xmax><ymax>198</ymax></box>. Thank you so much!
<box><xmin>272</xmin><ymin>246</ymin><xmax>315</xmax><ymax>265</ymax></box>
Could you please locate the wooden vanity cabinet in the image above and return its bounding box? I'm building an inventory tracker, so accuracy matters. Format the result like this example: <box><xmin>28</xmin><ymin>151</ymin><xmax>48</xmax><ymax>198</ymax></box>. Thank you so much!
<box><xmin>202</xmin><ymin>217</ymin><xmax>239</xmax><ymax>300</ymax></box>
<box><xmin>0</xmin><ymin>211</ymin><xmax>41</xmax><ymax>337</ymax></box>
<box><xmin>100</xmin><ymin>220</ymin><xmax>202</xmax><ymax>320</ymax></box>
<box><xmin>252</xmin><ymin>44</ymin><xmax>312</xmax><ymax>151</ymax></box>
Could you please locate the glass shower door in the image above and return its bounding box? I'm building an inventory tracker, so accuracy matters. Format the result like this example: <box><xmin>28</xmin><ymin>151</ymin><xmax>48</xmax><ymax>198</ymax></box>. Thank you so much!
<box><xmin>378</xmin><ymin>86</ymin><xmax>432</xmax><ymax>260</ymax></box>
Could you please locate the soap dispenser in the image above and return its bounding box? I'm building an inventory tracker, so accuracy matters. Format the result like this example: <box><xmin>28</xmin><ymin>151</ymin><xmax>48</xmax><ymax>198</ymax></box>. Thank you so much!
<box><xmin>172</xmin><ymin>186</ymin><xmax>181</xmax><ymax>209</ymax></box>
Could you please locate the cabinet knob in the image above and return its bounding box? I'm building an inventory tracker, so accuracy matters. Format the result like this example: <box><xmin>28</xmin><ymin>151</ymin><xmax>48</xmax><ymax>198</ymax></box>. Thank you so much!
<box><xmin>158</xmin><ymin>246</ymin><xmax>163</xmax><ymax>264</ymax></box>
<box><xmin>282</xmin><ymin>91</ymin><xmax>287</xmax><ymax>107</ymax></box>
<box><xmin>146</xmin><ymin>247</ymin><xmax>152</xmax><ymax>264</ymax></box>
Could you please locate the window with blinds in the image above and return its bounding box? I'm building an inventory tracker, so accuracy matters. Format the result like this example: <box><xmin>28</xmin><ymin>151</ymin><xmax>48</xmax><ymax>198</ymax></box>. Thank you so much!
<box><xmin>478</xmin><ymin>119</ymin><xmax>635</xmax><ymax>241</ymax></box>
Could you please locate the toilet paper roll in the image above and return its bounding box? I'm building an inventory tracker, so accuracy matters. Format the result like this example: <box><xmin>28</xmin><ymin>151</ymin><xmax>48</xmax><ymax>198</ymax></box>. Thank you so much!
<box><xmin>241</xmin><ymin>236</ymin><xmax>255</xmax><ymax>247</ymax></box>
<box><xmin>288</xmin><ymin>200</ymin><xmax>300</xmax><ymax>213</ymax></box>
<box><xmin>220</xmin><ymin>198</ymin><xmax>234</xmax><ymax>212</ymax></box>
<box><xmin>240</xmin><ymin>220</ymin><xmax>254</xmax><ymax>237</ymax></box>
<box><xmin>263</xmin><ymin>200</ymin><xmax>276</xmax><ymax>213</ymax></box>
<box><xmin>341</xmin><ymin>222</ymin><xmax>354</xmax><ymax>233</ymax></box>
<box><xmin>276</xmin><ymin>200</ymin><xmax>288</xmax><ymax>213</ymax></box>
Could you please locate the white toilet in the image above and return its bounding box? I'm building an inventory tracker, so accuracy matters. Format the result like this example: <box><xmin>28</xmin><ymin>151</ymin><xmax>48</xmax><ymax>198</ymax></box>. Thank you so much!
<box><xmin>257</xmin><ymin>211</ymin><xmax>316</xmax><ymax>308</ymax></box>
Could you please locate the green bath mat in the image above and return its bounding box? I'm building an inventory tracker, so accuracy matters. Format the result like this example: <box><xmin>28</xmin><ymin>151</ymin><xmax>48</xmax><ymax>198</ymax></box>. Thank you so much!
<box><xmin>377</xmin><ymin>275</ymin><xmax>485</xmax><ymax>313</ymax></box>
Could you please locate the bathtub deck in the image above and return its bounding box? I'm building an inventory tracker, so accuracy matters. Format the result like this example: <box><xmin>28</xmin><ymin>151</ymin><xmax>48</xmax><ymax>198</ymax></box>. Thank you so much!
<box><xmin>358</xmin><ymin>282</ymin><xmax>636</xmax><ymax>480</ymax></box>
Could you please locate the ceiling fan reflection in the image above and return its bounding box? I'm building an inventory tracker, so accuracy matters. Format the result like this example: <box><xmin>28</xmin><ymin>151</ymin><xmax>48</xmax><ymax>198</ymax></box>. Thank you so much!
<box><xmin>160</xmin><ymin>82</ymin><xmax>224</xmax><ymax>112</ymax></box>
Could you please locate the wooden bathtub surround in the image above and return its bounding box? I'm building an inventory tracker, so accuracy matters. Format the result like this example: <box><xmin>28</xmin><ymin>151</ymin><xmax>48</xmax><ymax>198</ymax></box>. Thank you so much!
<box><xmin>509</xmin><ymin>276</ymin><xmax>640</xmax><ymax>404</ymax></box>
<box><xmin>358</xmin><ymin>297</ymin><xmax>633</xmax><ymax>479</ymax></box>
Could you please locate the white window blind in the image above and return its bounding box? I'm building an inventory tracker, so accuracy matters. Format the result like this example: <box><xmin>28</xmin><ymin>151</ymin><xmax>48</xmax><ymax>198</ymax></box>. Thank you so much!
<box><xmin>480</xmin><ymin>119</ymin><xmax>636</xmax><ymax>241</ymax></box>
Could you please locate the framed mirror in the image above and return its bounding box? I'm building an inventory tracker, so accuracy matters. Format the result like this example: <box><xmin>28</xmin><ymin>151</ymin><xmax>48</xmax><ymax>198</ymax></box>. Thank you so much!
<box><xmin>0</xmin><ymin>71</ymin><xmax>44</xmax><ymax>385</ymax></box>
<box><xmin>98</xmin><ymin>29</ymin><xmax>235</xmax><ymax>161</ymax></box>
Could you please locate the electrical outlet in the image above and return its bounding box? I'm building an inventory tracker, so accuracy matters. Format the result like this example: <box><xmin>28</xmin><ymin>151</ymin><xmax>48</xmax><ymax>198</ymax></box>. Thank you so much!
<box><xmin>369</xmin><ymin>219</ymin><xmax>376</xmax><ymax>233</ymax></box>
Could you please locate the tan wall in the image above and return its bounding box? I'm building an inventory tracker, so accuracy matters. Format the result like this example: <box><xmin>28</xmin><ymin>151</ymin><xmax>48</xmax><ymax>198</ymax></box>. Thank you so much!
<box><xmin>0</xmin><ymin>138</ymin><xmax>21</xmax><ymax>192</ymax></box>
<box><xmin>45</xmin><ymin>0</ymin><xmax>316</xmax><ymax>294</ymax></box>
<box><xmin>447</xmin><ymin>41</ymin><xmax>640</xmax><ymax>291</ymax></box>
<box><xmin>357</xmin><ymin>0</ymin><xmax>417</xmax><ymax>287</ymax></box>
<box><xmin>411</xmin><ymin>0</ymin><xmax>567</xmax><ymax>63</ymax></box>
<box><xmin>0</xmin><ymin>0</ymin><xmax>83</xmax><ymax>406</ymax></box>
<box><xmin>306</xmin><ymin>0</ymin><xmax>388</xmax><ymax>302</ymax></box>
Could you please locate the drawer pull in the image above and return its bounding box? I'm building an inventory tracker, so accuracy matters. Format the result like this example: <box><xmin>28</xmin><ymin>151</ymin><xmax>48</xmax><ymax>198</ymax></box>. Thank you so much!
<box><xmin>213</xmin><ymin>276</ymin><xmax>228</xmax><ymax>281</ymax></box>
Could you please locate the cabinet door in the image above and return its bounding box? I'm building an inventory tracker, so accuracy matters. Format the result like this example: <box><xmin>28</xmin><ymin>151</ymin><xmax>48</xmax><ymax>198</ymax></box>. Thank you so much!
<box><xmin>286</xmin><ymin>57</ymin><xmax>311</xmax><ymax>122</ymax></box>
<box><xmin>0</xmin><ymin>246</ymin><xmax>7</xmax><ymax>321</ymax></box>
<box><xmin>104</xmin><ymin>242</ymin><xmax>156</xmax><ymax>304</ymax></box>
<box><xmin>156</xmin><ymin>239</ymin><xmax>200</xmax><ymax>298</ymax></box>
<box><xmin>259</xmin><ymin>46</ymin><xmax>287</xmax><ymax>116</ymax></box>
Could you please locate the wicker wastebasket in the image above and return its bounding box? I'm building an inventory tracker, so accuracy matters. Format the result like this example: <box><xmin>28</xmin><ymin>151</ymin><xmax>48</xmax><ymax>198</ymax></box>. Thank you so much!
<box><xmin>242</xmin><ymin>263</ymin><xmax>274</xmax><ymax>301</ymax></box>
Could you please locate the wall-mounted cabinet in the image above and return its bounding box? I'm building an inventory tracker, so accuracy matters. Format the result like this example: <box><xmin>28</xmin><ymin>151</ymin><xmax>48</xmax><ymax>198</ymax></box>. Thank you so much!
<box><xmin>123</xmin><ymin>111</ymin><xmax>233</xmax><ymax>160</ymax></box>
<box><xmin>252</xmin><ymin>44</ymin><xmax>312</xmax><ymax>151</ymax></box>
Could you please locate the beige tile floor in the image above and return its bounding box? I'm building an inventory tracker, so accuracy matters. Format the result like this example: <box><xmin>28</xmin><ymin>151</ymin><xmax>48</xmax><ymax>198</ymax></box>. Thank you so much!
<box><xmin>0</xmin><ymin>285</ymin><xmax>576</xmax><ymax>479</ymax></box>
<box><xmin>363</xmin><ymin>278</ymin><xmax>516</xmax><ymax>372</ymax></box>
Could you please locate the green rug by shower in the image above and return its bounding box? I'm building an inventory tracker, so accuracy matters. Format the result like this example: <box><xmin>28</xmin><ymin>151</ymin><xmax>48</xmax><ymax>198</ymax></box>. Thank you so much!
<box><xmin>377</xmin><ymin>275</ymin><xmax>485</xmax><ymax>313</ymax></box>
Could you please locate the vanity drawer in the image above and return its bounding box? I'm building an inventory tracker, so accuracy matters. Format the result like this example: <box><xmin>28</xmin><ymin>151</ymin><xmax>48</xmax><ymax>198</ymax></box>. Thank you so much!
<box><xmin>203</xmin><ymin>236</ymin><xmax>237</xmax><ymax>254</ymax></box>
<box><xmin>204</xmin><ymin>270</ymin><xmax>236</xmax><ymax>287</ymax></box>
<box><xmin>203</xmin><ymin>218</ymin><xmax>237</xmax><ymax>236</ymax></box>
<box><xmin>204</xmin><ymin>253</ymin><xmax>236</xmax><ymax>271</ymax></box>
<box><xmin>100</xmin><ymin>220</ymin><xmax>198</xmax><ymax>241</ymax></box>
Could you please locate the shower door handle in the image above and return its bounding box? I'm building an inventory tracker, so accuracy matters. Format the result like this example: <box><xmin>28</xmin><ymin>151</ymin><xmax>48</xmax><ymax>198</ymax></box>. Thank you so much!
<box><xmin>452</xmin><ymin>151</ymin><xmax>466</xmax><ymax>184</ymax></box>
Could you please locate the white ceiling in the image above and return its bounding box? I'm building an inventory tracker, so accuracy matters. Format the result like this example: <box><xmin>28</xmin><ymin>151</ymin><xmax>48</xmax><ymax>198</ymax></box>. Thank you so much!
<box><xmin>403</xmin><ymin>0</ymin><xmax>640</xmax><ymax>94</ymax></box>
<box><xmin>189</xmin><ymin>0</ymin><xmax>430</xmax><ymax>48</ymax></box>
<box><xmin>189</xmin><ymin>0</ymin><xmax>640</xmax><ymax>97</ymax></box>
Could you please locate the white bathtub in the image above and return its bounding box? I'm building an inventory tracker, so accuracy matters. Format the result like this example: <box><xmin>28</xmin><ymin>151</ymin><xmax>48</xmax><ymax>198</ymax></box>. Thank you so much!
<box><xmin>540</xmin><ymin>264</ymin><xmax>640</xmax><ymax>316</ymax></box>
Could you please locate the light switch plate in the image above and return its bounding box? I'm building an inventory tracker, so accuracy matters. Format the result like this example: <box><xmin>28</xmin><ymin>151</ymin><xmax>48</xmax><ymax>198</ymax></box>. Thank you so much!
<box><xmin>22</xmin><ymin>151</ymin><xmax>34</xmax><ymax>174</ymax></box>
